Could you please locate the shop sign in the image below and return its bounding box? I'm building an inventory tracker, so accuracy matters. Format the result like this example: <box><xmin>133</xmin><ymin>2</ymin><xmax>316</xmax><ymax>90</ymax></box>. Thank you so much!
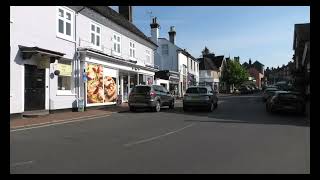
<box><xmin>58</xmin><ymin>63</ymin><xmax>72</xmax><ymax>76</ymax></box>
<box><xmin>37</xmin><ymin>59</ymin><xmax>49</xmax><ymax>69</ymax></box>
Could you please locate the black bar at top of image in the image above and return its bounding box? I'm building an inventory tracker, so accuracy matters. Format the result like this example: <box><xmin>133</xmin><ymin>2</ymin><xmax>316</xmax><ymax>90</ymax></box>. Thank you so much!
<box><xmin>9</xmin><ymin>0</ymin><xmax>311</xmax><ymax>6</ymax></box>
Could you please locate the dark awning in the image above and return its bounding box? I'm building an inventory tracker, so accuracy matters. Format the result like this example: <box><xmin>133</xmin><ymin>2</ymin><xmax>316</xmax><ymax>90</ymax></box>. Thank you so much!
<box><xmin>19</xmin><ymin>45</ymin><xmax>65</xmax><ymax>60</ymax></box>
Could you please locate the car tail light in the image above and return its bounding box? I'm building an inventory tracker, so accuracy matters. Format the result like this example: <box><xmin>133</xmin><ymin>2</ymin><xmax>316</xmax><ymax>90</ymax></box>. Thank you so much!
<box><xmin>150</xmin><ymin>91</ymin><xmax>156</xmax><ymax>97</ymax></box>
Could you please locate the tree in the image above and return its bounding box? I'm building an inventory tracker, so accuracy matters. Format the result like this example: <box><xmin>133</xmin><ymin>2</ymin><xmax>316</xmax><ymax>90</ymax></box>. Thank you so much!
<box><xmin>221</xmin><ymin>58</ymin><xmax>249</xmax><ymax>91</ymax></box>
<box><xmin>201</xmin><ymin>46</ymin><xmax>210</xmax><ymax>56</ymax></box>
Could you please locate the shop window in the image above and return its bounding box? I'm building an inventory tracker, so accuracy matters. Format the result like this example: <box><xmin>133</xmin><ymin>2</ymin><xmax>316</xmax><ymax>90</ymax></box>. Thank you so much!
<box><xmin>57</xmin><ymin>60</ymin><xmax>72</xmax><ymax>92</ymax></box>
<box><xmin>56</xmin><ymin>6</ymin><xmax>74</xmax><ymax>41</ymax></box>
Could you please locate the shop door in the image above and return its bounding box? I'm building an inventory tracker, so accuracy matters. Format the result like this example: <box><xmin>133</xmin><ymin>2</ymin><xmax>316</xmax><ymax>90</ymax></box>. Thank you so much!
<box><xmin>123</xmin><ymin>75</ymin><xmax>129</xmax><ymax>102</ymax></box>
<box><xmin>24</xmin><ymin>64</ymin><xmax>45</xmax><ymax>111</ymax></box>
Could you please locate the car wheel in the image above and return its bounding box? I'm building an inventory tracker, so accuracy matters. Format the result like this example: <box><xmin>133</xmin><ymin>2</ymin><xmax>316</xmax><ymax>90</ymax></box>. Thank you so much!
<box><xmin>153</xmin><ymin>101</ymin><xmax>161</xmax><ymax>112</ymax></box>
<box><xmin>208</xmin><ymin>103</ymin><xmax>214</xmax><ymax>112</ymax></box>
<box><xmin>266</xmin><ymin>104</ymin><xmax>273</xmax><ymax>113</ymax></box>
<box><xmin>129</xmin><ymin>106</ymin><xmax>136</xmax><ymax>112</ymax></box>
<box><xmin>169</xmin><ymin>100</ymin><xmax>174</xmax><ymax>109</ymax></box>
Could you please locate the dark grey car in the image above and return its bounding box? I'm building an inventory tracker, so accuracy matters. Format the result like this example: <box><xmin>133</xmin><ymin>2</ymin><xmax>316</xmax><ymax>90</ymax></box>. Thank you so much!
<box><xmin>183</xmin><ymin>86</ymin><xmax>218</xmax><ymax>112</ymax></box>
<box><xmin>128</xmin><ymin>85</ymin><xmax>175</xmax><ymax>112</ymax></box>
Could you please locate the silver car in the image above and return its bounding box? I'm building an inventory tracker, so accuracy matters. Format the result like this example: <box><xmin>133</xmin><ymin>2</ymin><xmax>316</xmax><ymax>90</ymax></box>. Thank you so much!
<box><xmin>183</xmin><ymin>86</ymin><xmax>218</xmax><ymax>112</ymax></box>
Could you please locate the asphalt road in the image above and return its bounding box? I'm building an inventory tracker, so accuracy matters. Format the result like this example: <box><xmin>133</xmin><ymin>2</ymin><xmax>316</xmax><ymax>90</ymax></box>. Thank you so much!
<box><xmin>10</xmin><ymin>94</ymin><xmax>310</xmax><ymax>174</ymax></box>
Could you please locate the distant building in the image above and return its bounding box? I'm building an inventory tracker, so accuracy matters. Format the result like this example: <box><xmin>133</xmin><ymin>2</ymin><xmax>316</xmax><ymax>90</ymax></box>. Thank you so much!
<box><xmin>198</xmin><ymin>53</ymin><xmax>225</xmax><ymax>92</ymax></box>
<box><xmin>150</xmin><ymin>18</ymin><xmax>199</xmax><ymax>97</ymax></box>
<box><xmin>242</xmin><ymin>59</ymin><xmax>265</xmax><ymax>88</ymax></box>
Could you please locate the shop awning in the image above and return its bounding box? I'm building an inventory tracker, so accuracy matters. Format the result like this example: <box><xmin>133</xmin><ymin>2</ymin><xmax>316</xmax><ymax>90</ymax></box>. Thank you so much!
<box><xmin>19</xmin><ymin>45</ymin><xmax>65</xmax><ymax>60</ymax></box>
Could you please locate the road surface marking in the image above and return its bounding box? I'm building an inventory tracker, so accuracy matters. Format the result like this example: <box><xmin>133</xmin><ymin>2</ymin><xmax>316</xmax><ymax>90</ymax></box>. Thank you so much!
<box><xmin>11</xmin><ymin>160</ymin><xmax>34</xmax><ymax>167</ymax></box>
<box><xmin>10</xmin><ymin>115</ymin><xmax>111</xmax><ymax>132</ymax></box>
<box><xmin>124</xmin><ymin>123</ymin><xmax>196</xmax><ymax>147</ymax></box>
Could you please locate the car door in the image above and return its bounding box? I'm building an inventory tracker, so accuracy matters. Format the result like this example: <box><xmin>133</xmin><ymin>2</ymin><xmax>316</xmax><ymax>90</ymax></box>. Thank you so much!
<box><xmin>153</xmin><ymin>85</ymin><xmax>162</xmax><ymax>102</ymax></box>
<box><xmin>161</xmin><ymin>86</ymin><xmax>171</xmax><ymax>105</ymax></box>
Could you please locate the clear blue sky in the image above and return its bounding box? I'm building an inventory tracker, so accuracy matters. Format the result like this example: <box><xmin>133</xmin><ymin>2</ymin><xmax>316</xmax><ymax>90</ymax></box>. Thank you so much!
<box><xmin>112</xmin><ymin>6</ymin><xmax>310</xmax><ymax>68</ymax></box>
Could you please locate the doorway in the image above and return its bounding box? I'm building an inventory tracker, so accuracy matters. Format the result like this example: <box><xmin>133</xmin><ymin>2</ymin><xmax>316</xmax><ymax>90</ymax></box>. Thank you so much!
<box><xmin>24</xmin><ymin>64</ymin><xmax>45</xmax><ymax>111</ymax></box>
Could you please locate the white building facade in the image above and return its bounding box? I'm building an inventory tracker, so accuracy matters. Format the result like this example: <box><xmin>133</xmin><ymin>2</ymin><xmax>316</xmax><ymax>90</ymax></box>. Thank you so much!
<box><xmin>10</xmin><ymin>6</ymin><xmax>157</xmax><ymax>116</ymax></box>
<box><xmin>151</xmin><ymin>18</ymin><xmax>199</xmax><ymax>97</ymax></box>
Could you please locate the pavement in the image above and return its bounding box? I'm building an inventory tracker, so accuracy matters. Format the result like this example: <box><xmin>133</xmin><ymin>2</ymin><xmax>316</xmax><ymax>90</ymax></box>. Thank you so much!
<box><xmin>10</xmin><ymin>104</ymin><xmax>129</xmax><ymax>129</ymax></box>
<box><xmin>10</xmin><ymin>94</ymin><xmax>310</xmax><ymax>174</ymax></box>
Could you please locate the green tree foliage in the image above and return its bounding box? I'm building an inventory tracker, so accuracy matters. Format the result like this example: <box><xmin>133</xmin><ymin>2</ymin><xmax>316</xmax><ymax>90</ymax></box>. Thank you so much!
<box><xmin>221</xmin><ymin>58</ymin><xmax>249</xmax><ymax>87</ymax></box>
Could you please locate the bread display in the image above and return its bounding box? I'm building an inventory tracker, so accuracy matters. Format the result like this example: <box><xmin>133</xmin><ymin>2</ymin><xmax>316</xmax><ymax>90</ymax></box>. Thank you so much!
<box><xmin>86</xmin><ymin>64</ymin><xmax>117</xmax><ymax>104</ymax></box>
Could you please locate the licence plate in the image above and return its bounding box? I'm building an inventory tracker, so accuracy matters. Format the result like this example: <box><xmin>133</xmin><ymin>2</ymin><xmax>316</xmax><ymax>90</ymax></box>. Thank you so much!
<box><xmin>191</xmin><ymin>96</ymin><xmax>200</xmax><ymax>100</ymax></box>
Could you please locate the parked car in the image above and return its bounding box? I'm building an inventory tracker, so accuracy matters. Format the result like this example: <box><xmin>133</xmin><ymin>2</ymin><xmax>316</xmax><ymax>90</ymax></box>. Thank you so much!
<box><xmin>128</xmin><ymin>85</ymin><xmax>174</xmax><ymax>112</ymax></box>
<box><xmin>263</xmin><ymin>88</ymin><xmax>279</xmax><ymax>101</ymax></box>
<box><xmin>266</xmin><ymin>91</ymin><xmax>306</xmax><ymax>115</ymax></box>
<box><xmin>183</xmin><ymin>86</ymin><xmax>218</xmax><ymax>112</ymax></box>
<box><xmin>239</xmin><ymin>86</ymin><xmax>251</xmax><ymax>94</ymax></box>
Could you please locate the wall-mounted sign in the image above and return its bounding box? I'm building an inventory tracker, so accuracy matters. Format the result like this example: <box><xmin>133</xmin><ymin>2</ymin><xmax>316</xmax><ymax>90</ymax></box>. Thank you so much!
<box><xmin>37</xmin><ymin>59</ymin><xmax>49</xmax><ymax>69</ymax></box>
<box><xmin>58</xmin><ymin>63</ymin><xmax>72</xmax><ymax>76</ymax></box>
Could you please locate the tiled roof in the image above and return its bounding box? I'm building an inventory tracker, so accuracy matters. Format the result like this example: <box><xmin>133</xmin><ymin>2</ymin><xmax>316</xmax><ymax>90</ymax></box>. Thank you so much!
<box><xmin>83</xmin><ymin>6</ymin><xmax>157</xmax><ymax>47</ymax></box>
<box><xmin>198</xmin><ymin>55</ymin><xmax>224</xmax><ymax>70</ymax></box>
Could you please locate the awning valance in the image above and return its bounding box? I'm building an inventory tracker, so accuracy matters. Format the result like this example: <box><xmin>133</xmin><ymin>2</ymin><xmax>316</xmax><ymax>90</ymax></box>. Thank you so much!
<box><xmin>19</xmin><ymin>45</ymin><xmax>65</xmax><ymax>60</ymax></box>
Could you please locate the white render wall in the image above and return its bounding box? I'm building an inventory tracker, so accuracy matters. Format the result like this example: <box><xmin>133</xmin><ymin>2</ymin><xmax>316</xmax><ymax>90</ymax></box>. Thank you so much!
<box><xmin>10</xmin><ymin>6</ymin><xmax>77</xmax><ymax>114</ymax></box>
<box><xmin>75</xmin><ymin>7</ymin><xmax>155</xmax><ymax>68</ymax></box>
<box><xmin>156</xmin><ymin>38</ymin><xmax>178</xmax><ymax>71</ymax></box>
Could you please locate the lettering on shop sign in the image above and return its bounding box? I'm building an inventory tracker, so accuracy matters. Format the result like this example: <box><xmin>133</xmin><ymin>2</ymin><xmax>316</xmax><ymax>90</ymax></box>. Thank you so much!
<box><xmin>58</xmin><ymin>63</ymin><xmax>72</xmax><ymax>76</ymax></box>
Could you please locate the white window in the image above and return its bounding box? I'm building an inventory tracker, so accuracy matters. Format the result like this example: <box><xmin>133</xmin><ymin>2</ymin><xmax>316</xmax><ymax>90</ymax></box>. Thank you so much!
<box><xmin>162</xmin><ymin>44</ymin><xmax>168</xmax><ymax>55</ymax></box>
<box><xmin>57</xmin><ymin>60</ymin><xmax>74</xmax><ymax>95</ymax></box>
<box><xmin>113</xmin><ymin>33</ymin><xmax>121</xmax><ymax>56</ymax></box>
<box><xmin>56</xmin><ymin>6</ymin><xmax>74</xmax><ymax>41</ymax></box>
<box><xmin>90</xmin><ymin>23</ymin><xmax>101</xmax><ymax>49</ymax></box>
<box><xmin>191</xmin><ymin>60</ymin><xmax>193</xmax><ymax>70</ymax></box>
<box><xmin>146</xmin><ymin>50</ymin><xmax>151</xmax><ymax>65</ymax></box>
<box><xmin>129</xmin><ymin>41</ymin><xmax>136</xmax><ymax>59</ymax></box>
<box><xmin>183</xmin><ymin>65</ymin><xmax>187</xmax><ymax>75</ymax></box>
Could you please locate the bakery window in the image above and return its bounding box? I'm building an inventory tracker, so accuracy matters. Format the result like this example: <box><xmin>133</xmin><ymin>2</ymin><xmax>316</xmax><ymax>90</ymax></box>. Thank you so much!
<box><xmin>57</xmin><ymin>60</ymin><xmax>73</xmax><ymax>93</ymax></box>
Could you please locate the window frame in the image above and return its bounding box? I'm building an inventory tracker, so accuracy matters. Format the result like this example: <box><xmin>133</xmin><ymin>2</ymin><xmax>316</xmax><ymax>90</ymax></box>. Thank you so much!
<box><xmin>56</xmin><ymin>6</ymin><xmax>75</xmax><ymax>42</ymax></box>
<box><xmin>162</xmin><ymin>44</ymin><xmax>169</xmax><ymax>55</ymax></box>
<box><xmin>90</xmin><ymin>22</ymin><xmax>102</xmax><ymax>50</ymax></box>
<box><xmin>129</xmin><ymin>40</ymin><xmax>136</xmax><ymax>60</ymax></box>
<box><xmin>145</xmin><ymin>49</ymin><xmax>152</xmax><ymax>65</ymax></box>
<box><xmin>112</xmin><ymin>33</ymin><xmax>122</xmax><ymax>57</ymax></box>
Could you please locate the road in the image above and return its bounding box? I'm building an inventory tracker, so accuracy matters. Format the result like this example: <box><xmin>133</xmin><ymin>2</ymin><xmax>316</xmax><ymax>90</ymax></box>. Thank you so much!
<box><xmin>10</xmin><ymin>94</ymin><xmax>310</xmax><ymax>174</ymax></box>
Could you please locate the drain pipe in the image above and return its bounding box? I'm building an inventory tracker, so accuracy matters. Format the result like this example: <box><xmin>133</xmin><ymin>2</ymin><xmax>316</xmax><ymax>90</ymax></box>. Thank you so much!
<box><xmin>74</xmin><ymin>7</ymin><xmax>85</xmax><ymax>110</ymax></box>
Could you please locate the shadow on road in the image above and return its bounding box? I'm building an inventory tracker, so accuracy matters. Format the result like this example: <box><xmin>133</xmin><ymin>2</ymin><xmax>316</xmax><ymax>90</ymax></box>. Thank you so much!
<box><xmin>115</xmin><ymin>95</ymin><xmax>309</xmax><ymax>127</ymax></box>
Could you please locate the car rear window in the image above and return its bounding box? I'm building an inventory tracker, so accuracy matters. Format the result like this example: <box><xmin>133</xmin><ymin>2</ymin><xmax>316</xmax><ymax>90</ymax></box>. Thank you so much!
<box><xmin>131</xmin><ymin>86</ymin><xmax>151</xmax><ymax>93</ymax></box>
<box><xmin>186</xmin><ymin>88</ymin><xmax>207</xmax><ymax>94</ymax></box>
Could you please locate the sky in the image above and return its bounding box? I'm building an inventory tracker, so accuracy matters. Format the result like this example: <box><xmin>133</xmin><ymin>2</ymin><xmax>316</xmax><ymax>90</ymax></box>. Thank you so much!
<box><xmin>112</xmin><ymin>6</ymin><xmax>310</xmax><ymax>69</ymax></box>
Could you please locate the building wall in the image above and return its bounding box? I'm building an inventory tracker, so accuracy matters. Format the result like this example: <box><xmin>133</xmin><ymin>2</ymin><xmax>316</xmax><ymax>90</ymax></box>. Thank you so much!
<box><xmin>10</xmin><ymin>6</ymin><xmax>77</xmax><ymax>114</ymax></box>
<box><xmin>75</xmin><ymin>7</ymin><xmax>156</xmax><ymax>67</ymax></box>
<box><xmin>156</xmin><ymin>38</ymin><xmax>178</xmax><ymax>71</ymax></box>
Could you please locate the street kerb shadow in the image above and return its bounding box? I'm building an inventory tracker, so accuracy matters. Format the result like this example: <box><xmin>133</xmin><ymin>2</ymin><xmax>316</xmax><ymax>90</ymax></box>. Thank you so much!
<box><xmin>162</xmin><ymin>103</ymin><xmax>310</xmax><ymax>127</ymax></box>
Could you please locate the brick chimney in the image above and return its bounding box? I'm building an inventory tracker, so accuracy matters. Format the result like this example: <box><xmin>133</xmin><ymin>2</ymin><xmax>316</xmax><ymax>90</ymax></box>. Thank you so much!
<box><xmin>119</xmin><ymin>6</ymin><xmax>132</xmax><ymax>22</ymax></box>
<box><xmin>168</xmin><ymin>26</ymin><xmax>176</xmax><ymax>44</ymax></box>
<box><xmin>150</xmin><ymin>17</ymin><xmax>160</xmax><ymax>45</ymax></box>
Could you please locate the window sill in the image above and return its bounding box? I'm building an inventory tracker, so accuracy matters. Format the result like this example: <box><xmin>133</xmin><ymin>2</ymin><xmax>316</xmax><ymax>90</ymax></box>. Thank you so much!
<box><xmin>56</xmin><ymin>35</ymin><xmax>76</xmax><ymax>43</ymax></box>
<box><xmin>56</xmin><ymin>90</ymin><xmax>76</xmax><ymax>96</ymax></box>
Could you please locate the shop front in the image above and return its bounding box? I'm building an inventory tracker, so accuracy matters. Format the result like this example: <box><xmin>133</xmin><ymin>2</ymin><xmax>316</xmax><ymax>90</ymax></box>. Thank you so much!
<box><xmin>81</xmin><ymin>49</ymin><xmax>156</xmax><ymax>107</ymax></box>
